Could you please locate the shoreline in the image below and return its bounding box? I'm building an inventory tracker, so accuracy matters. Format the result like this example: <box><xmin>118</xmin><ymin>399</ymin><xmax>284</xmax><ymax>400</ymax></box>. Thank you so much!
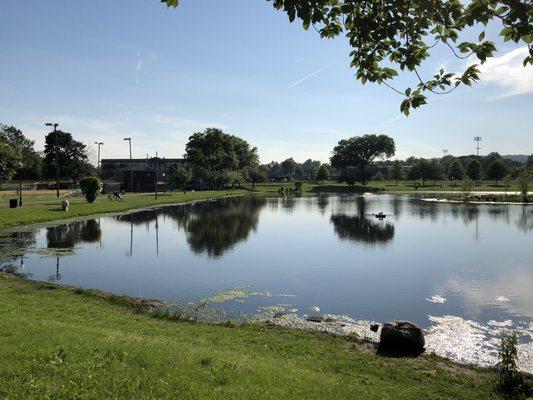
<box><xmin>3</xmin><ymin>271</ymin><xmax>531</xmax><ymax>375</ymax></box>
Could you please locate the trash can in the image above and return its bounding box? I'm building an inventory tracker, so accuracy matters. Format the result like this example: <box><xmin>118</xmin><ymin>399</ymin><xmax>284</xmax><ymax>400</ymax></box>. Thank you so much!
<box><xmin>9</xmin><ymin>199</ymin><xmax>18</xmax><ymax>208</ymax></box>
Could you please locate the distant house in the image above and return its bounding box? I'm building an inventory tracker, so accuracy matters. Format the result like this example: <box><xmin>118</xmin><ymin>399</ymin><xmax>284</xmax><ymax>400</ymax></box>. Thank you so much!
<box><xmin>100</xmin><ymin>157</ymin><xmax>187</xmax><ymax>192</ymax></box>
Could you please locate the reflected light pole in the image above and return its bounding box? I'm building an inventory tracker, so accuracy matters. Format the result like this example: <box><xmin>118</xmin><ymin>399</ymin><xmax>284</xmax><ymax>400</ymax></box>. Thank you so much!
<box><xmin>45</xmin><ymin>122</ymin><xmax>60</xmax><ymax>198</ymax></box>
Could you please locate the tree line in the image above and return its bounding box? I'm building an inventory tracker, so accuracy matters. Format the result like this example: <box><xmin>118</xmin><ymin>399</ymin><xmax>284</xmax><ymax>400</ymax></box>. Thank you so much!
<box><xmin>0</xmin><ymin>123</ymin><xmax>94</xmax><ymax>186</ymax></box>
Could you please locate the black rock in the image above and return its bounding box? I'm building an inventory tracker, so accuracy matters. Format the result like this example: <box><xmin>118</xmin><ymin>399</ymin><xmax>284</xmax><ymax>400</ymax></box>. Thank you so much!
<box><xmin>306</xmin><ymin>316</ymin><xmax>324</xmax><ymax>323</ymax></box>
<box><xmin>378</xmin><ymin>321</ymin><xmax>425</xmax><ymax>356</ymax></box>
<box><xmin>273</xmin><ymin>312</ymin><xmax>285</xmax><ymax>319</ymax></box>
<box><xmin>370</xmin><ymin>323</ymin><xmax>380</xmax><ymax>332</ymax></box>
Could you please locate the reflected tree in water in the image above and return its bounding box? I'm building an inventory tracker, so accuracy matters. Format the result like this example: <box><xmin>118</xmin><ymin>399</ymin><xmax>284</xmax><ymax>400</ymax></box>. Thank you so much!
<box><xmin>0</xmin><ymin>229</ymin><xmax>36</xmax><ymax>263</ymax></box>
<box><xmin>316</xmin><ymin>194</ymin><xmax>329</xmax><ymax>214</ymax></box>
<box><xmin>517</xmin><ymin>207</ymin><xmax>533</xmax><ymax>232</ymax></box>
<box><xmin>330</xmin><ymin>214</ymin><xmax>395</xmax><ymax>245</ymax></box>
<box><xmin>165</xmin><ymin>196</ymin><xmax>267</xmax><ymax>257</ymax></box>
<box><xmin>46</xmin><ymin>219</ymin><xmax>102</xmax><ymax>249</ymax></box>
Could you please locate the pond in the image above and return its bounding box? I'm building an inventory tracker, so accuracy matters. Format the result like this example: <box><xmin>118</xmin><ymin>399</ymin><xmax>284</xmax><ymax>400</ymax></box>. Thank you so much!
<box><xmin>1</xmin><ymin>194</ymin><xmax>532</xmax><ymax>371</ymax></box>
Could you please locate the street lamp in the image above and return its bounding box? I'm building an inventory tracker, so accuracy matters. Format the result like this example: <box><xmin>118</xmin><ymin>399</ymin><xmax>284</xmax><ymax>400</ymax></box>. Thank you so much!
<box><xmin>94</xmin><ymin>142</ymin><xmax>104</xmax><ymax>176</ymax></box>
<box><xmin>45</xmin><ymin>122</ymin><xmax>60</xmax><ymax>198</ymax></box>
<box><xmin>123</xmin><ymin>137</ymin><xmax>133</xmax><ymax>192</ymax></box>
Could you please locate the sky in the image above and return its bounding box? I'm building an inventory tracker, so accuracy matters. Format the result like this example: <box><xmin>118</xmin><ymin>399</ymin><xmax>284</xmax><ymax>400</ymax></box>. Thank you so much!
<box><xmin>1</xmin><ymin>0</ymin><xmax>532</xmax><ymax>164</ymax></box>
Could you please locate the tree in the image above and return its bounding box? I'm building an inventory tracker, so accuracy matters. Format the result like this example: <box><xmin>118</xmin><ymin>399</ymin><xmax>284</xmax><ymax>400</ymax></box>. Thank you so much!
<box><xmin>280</xmin><ymin>158</ymin><xmax>297</xmax><ymax>178</ymax></box>
<box><xmin>167</xmin><ymin>166</ymin><xmax>192</xmax><ymax>193</ymax></box>
<box><xmin>301</xmin><ymin>159</ymin><xmax>321</xmax><ymax>179</ymax></box>
<box><xmin>330</xmin><ymin>134</ymin><xmax>395</xmax><ymax>185</ymax></box>
<box><xmin>517</xmin><ymin>170</ymin><xmax>530</xmax><ymax>202</ymax></box>
<box><xmin>390</xmin><ymin>160</ymin><xmax>404</xmax><ymax>185</ymax></box>
<box><xmin>0</xmin><ymin>141</ymin><xmax>21</xmax><ymax>187</ymax></box>
<box><xmin>409</xmin><ymin>158</ymin><xmax>436</xmax><ymax>185</ymax></box>
<box><xmin>163</xmin><ymin>0</ymin><xmax>532</xmax><ymax>115</ymax></box>
<box><xmin>247</xmin><ymin>165</ymin><xmax>268</xmax><ymax>188</ymax></box>
<box><xmin>0</xmin><ymin>124</ymin><xmax>42</xmax><ymax>179</ymax></box>
<box><xmin>448</xmin><ymin>160</ymin><xmax>465</xmax><ymax>181</ymax></box>
<box><xmin>486</xmin><ymin>159</ymin><xmax>507</xmax><ymax>185</ymax></box>
<box><xmin>527</xmin><ymin>154</ymin><xmax>533</xmax><ymax>172</ymax></box>
<box><xmin>466</xmin><ymin>159</ymin><xmax>482</xmax><ymax>181</ymax></box>
<box><xmin>79</xmin><ymin>177</ymin><xmax>102</xmax><ymax>203</ymax></box>
<box><xmin>43</xmin><ymin>130</ymin><xmax>92</xmax><ymax>182</ymax></box>
<box><xmin>315</xmin><ymin>164</ymin><xmax>331</xmax><ymax>183</ymax></box>
<box><xmin>185</xmin><ymin>127</ymin><xmax>259</xmax><ymax>188</ymax></box>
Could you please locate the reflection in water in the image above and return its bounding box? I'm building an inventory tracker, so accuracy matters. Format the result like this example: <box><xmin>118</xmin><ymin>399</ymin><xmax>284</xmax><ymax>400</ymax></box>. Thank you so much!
<box><xmin>168</xmin><ymin>196</ymin><xmax>266</xmax><ymax>257</ymax></box>
<box><xmin>331</xmin><ymin>214</ymin><xmax>395</xmax><ymax>245</ymax></box>
<box><xmin>112</xmin><ymin>196</ymin><xmax>267</xmax><ymax>258</ymax></box>
<box><xmin>517</xmin><ymin>207</ymin><xmax>533</xmax><ymax>232</ymax></box>
<box><xmin>46</xmin><ymin>219</ymin><xmax>102</xmax><ymax>249</ymax></box>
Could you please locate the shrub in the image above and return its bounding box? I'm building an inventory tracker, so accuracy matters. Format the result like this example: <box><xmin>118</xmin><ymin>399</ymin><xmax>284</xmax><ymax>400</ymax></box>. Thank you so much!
<box><xmin>79</xmin><ymin>177</ymin><xmax>102</xmax><ymax>203</ymax></box>
<box><xmin>495</xmin><ymin>331</ymin><xmax>524</xmax><ymax>395</ymax></box>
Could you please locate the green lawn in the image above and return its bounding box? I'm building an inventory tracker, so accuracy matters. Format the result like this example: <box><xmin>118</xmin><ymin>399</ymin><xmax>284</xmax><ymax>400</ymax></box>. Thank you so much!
<box><xmin>0</xmin><ymin>190</ymin><xmax>249</xmax><ymax>230</ymax></box>
<box><xmin>0</xmin><ymin>273</ymin><xmax>502</xmax><ymax>399</ymax></box>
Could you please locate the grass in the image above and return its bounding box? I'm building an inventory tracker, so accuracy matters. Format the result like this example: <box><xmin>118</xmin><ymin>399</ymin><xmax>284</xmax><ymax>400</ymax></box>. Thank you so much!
<box><xmin>0</xmin><ymin>190</ymin><xmax>249</xmax><ymax>230</ymax></box>
<box><xmin>0</xmin><ymin>273</ymin><xmax>504</xmax><ymax>399</ymax></box>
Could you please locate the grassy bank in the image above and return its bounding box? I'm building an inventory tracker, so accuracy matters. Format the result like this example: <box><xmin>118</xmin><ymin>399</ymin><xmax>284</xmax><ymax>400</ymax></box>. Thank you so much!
<box><xmin>0</xmin><ymin>190</ymin><xmax>249</xmax><ymax>230</ymax></box>
<box><xmin>0</xmin><ymin>273</ymin><xmax>502</xmax><ymax>399</ymax></box>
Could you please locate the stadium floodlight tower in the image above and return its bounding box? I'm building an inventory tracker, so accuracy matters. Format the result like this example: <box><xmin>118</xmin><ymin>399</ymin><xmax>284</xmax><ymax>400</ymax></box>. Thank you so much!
<box><xmin>474</xmin><ymin>137</ymin><xmax>482</xmax><ymax>157</ymax></box>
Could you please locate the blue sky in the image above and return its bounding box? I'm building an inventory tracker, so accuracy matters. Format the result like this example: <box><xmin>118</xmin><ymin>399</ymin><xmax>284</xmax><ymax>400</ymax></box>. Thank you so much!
<box><xmin>1</xmin><ymin>0</ymin><xmax>531</xmax><ymax>163</ymax></box>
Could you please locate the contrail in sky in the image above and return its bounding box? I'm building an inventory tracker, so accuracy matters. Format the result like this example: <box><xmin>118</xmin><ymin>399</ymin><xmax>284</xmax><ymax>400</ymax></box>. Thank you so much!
<box><xmin>288</xmin><ymin>65</ymin><xmax>330</xmax><ymax>88</ymax></box>
<box><xmin>136</xmin><ymin>51</ymin><xmax>142</xmax><ymax>85</ymax></box>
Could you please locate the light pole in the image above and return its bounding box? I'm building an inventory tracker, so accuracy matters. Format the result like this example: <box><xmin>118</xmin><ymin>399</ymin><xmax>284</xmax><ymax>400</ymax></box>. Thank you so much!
<box><xmin>155</xmin><ymin>151</ymin><xmax>159</xmax><ymax>200</ymax></box>
<box><xmin>94</xmin><ymin>142</ymin><xmax>104</xmax><ymax>176</ymax></box>
<box><xmin>123</xmin><ymin>137</ymin><xmax>133</xmax><ymax>192</ymax></box>
<box><xmin>45</xmin><ymin>122</ymin><xmax>60</xmax><ymax>198</ymax></box>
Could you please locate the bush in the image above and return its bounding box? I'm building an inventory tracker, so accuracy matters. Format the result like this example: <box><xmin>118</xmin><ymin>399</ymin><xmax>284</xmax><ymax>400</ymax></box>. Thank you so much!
<box><xmin>495</xmin><ymin>331</ymin><xmax>524</xmax><ymax>395</ymax></box>
<box><xmin>79</xmin><ymin>177</ymin><xmax>102</xmax><ymax>203</ymax></box>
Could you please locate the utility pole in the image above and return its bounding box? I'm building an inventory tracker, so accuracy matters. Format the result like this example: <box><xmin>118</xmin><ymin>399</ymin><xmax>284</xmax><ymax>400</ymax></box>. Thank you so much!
<box><xmin>123</xmin><ymin>137</ymin><xmax>133</xmax><ymax>192</ymax></box>
<box><xmin>45</xmin><ymin>122</ymin><xmax>60</xmax><ymax>198</ymax></box>
<box><xmin>474</xmin><ymin>137</ymin><xmax>482</xmax><ymax>157</ymax></box>
<box><xmin>94</xmin><ymin>142</ymin><xmax>104</xmax><ymax>175</ymax></box>
<box><xmin>155</xmin><ymin>151</ymin><xmax>159</xmax><ymax>200</ymax></box>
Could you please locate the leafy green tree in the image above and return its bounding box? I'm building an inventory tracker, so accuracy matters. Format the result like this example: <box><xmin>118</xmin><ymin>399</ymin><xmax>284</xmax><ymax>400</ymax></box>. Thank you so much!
<box><xmin>167</xmin><ymin>166</ymin><xmax>192</xmax><ymax>193</ymax></box>
<box><xmin>0</xmin><ymin>141</ymin><xmax>21</xmax><ymax>187</ymax></box>
<box><xmin>461</xmin><ymin>178</ymin><xmax>474</xmax><ymax>197</ymax></box>
<box><xmin>465</xmin><ymin>159</ymin><xmax>482</xmax><ymax>181</ymax></box>
<box><xmin>486</xmin><ymin>159</ymin><xmax>507</xmax><ymax>185</ymax></box>
<box><xmin>390</xmin><ymin>160</ymin><xmax>405</xmax><ymax>185</ymax></box>
<box><xmin>409</xmin><ymin>158</ymin><xmax>436</xmax><ymax>185</ymax></box>
<box><xmin>315</xmin><ymin>163</ymin><xmax>331</xmax><ymax>183</ymax></box>
<box><xmin>79</xmin><ymin>177</ymin><xmax>102</xmax><ymax>203</ymax></box>
<box><xmin>495</xmin><ymin>331</ymin><xmax>524</xmax><ymax>395</ymax></box>
<box><xmin>330</xmin><ymin>134</ymin><xmax>395</xmax><ymax>185</ymax></box>
<box><xmin>280</xmin><ymin>158</ymin><xmax>297</xmax><ymax>178</ymax></box>
<box><xmin>517</xmin><ymin>170</ymin><xmax>530</xmax><ymax>202</ymax></box>
<box><xmin>527</xmin><ymin>154</ymin><xmax>533</xmax><ymax>172</ymax></box>
<box><xmin>248</xmin><ymin>165</ymin><xmax>268</xmax><ymax>188</ymax></box>
<box><xmin>43</xmin><ymin>130</ymin><xmax>92</xmax><ymax>182</ymax></box>
<box><xmin>163</xmin><ymin>0</ymin><xmax>532</xmax><ymax>115</ymax></box>
<box><xmin>448</xmin><ymin>160</ymin><xmax>465</xmax><ymax>181</ymax></box>
<box><xmin>0</xmin><ymin>125</ymin><xmax>42</xmax><ymax>179</ymax></box>
<box><xmin>429</xmin><ymin>159</ymin><xmax>444</xmax><ymax>184</ymax></box>
<box><xmin>301</xmin><ymin>159</ymin><xmax>321</xmax><ymax>179</ymax></box>
<box><xmin>185</xmin><ymin>128</ymin><xmax>259</xmax><ymax>188</ymax></box>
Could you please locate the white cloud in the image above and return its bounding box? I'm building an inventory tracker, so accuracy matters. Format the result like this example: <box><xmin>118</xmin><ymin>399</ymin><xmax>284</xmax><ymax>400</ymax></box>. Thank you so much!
<box><xmin>476</xmin><ymin>47</ymin><xmax>533</xmax><ymax>99</ymax></box>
